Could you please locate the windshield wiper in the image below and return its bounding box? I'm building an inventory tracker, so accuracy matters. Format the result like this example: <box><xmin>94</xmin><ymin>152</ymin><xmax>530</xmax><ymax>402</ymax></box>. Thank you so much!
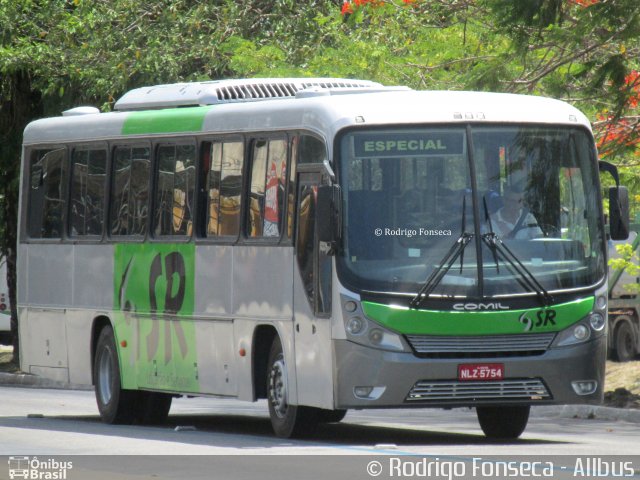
<box><xmin>481</xmin><ymin>198</ymin><xmax>553</xmax><ymax>307</ymax></box>
<box><xmin>410</xmin><ymin>197</ymin><xmax>473</xmax><ymax>309</ymax></box>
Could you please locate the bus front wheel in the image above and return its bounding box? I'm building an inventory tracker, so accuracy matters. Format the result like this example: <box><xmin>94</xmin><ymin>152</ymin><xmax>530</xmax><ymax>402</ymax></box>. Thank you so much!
<box><xmin>93</xmin><ymin>326</ymin><xmax>139</xmax><ymax>424</ymax></box>
<box><xmin>266</xmin><ymin>336</ymin><xmax>319</xmax><ymax>438</ymax></box>
<box><xmin>476</xmin><ymin>405</ymin><xmax>530</xmax><ymax>439</ymax></box>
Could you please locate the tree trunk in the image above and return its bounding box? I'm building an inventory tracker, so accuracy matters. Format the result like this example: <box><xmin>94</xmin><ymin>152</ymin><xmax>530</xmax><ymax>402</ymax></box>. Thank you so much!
<box><xmin>0</xmin><ymin>71</ymin><xmax>42</xmax><ymax>367</ymax></box>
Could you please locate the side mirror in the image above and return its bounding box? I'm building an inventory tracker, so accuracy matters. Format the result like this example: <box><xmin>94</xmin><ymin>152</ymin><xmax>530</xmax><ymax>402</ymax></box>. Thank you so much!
<box><xmin>317</xmin><ymin>184</ymin><xmax>342</xmax><ymax>250</ymax></box>
<box><xmin>609</xmin><ymin>186</ymin><xmax>630</xmax><ymax>240</ymax></box>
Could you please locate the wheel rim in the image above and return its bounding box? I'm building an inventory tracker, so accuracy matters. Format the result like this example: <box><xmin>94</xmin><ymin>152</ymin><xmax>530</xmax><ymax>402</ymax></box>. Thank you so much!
<box><xmin>268</xmin><ymin>354</ymin><xmax>288</xmax><ymax>419</ymax></box>
<box><xmin>97</xmin><ymin>347</ymin><xmax>114</xmax><ymax>406</ymax></box>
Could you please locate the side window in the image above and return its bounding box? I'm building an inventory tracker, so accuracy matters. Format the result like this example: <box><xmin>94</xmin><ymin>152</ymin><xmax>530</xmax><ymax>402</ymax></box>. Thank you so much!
<box><xmin>298</xmin><ymin>135</ymin><xmax>327</xmax><ymax>164</ymax></box>
<box><xmin>154</xmin><ymin>144</ymin><xmax>196</xmax><ymax>237</ymax></box>
<box><xmin>69</xmin><ymin>148</ymin><xmax>107</xmax><ymax>237</ymax></box>
<box><xmin>247</xmin><ymin>138</ymin><xmax>288</xmax><ymax>238</ymax></box>
<box><xmin>110</xmin><ymin>145</ymin><xmax>150</xmax><ymax>237</ymax></box>
<box><xmin>296</xmin><ymin>183</ymin><xmax>316</xmax><ymax>309</ymax></box>
<box><xmin>201</xmin><ymin>140</ymin><xmax>244</xmax><ymax>237</ymax></box>
<box><xmin>287</xmin><ymin>137</ymin><xmax>298</xmax><ymax>240</ymax></box>
<box><xmin>28</xmin><ymin>148</ymin><xmax>66</xmax><ymax>239</ymax></box>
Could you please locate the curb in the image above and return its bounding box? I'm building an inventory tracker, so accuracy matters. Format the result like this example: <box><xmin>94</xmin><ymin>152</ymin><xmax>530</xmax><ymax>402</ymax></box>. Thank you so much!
<box><xmin>533</xmin><ymin>404</ymin><xmax>640</xmax><ymax>424</ymax></box>
<box><xmin>0</xmin><ymin>371</ymin><xmax>92</xmax><ymax>391</ymax></box>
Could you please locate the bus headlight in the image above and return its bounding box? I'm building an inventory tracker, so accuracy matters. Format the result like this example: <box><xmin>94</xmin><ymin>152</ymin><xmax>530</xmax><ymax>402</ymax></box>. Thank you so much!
<box><xmin>346</xmin><ymin>317</ymin><xmax>366</xmax><ymax>335</ymax></box>
<box><xmin>341</xmin><ymin>296</ymin><xmax>407</xmax><ymax>352</ymax></box>
<box><xmin>573</xmin><ymin>324</ymin><xmax>589</xmax><ymax>341</ymax></box>
<box><xmin>589</xmin><ymin>312</ymin><xmax>605</xmax><ymax>331</ymax></box>
<box><xmin>552</xmin><ymin>320</ymin><xmax>591</xmax><ymax>347</ymax></box>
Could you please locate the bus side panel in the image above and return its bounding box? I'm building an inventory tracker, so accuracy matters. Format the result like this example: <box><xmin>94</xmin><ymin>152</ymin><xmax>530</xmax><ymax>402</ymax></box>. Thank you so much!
<box><xmin>19</xmin><ymin>244</ymin><xmax>73</xmax><ymax>381</ymax></box>
<box><xmin>292</xmin><ymin>261</ymin><xmax>334</xmax><ymax>409</ymax></box>
<box><xmin>232</xmin><ymin>245</ymin><xmax>296</xmax><ymax>403</ymax></box>
<box><xmin>194</xmin><ymin>245</ymin><xmax>238</xmax><ymax>396</ymax></box>
<box><xmin>66</xmin><ymin>244</ymin><xmax>115</xmax><ymax>385</ymax></box>
<box><xmin>113</xmin><ymin>243</ymin><xmax>199</xmax><ymax>393</ymax></box>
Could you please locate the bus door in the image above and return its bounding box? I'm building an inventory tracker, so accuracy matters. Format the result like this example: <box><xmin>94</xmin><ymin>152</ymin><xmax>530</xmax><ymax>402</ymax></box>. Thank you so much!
<box><xmin>292</xmin><ymin>172</ymin><xmax>334</xmax><ymax>409</ymax></box>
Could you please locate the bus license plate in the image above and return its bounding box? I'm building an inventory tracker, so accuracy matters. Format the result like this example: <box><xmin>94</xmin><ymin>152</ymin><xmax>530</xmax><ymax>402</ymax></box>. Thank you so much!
<box><xmin>458</xmin><ymin>363</ymin><xmax>504</xmax><ymax>381</ymax></box>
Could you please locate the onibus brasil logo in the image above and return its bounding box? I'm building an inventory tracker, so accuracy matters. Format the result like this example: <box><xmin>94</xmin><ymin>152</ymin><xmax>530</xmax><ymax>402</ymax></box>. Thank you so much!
<box><xmin>8</xmin><ymin>457</ymin><xmax>73</xmax><ymax>480</ymax></box>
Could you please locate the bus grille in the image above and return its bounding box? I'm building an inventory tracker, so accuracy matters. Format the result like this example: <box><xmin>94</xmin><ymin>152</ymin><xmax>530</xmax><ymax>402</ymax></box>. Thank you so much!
<box><xmin>406</xmin><ymin>379</ymin><xmax>551</xmax><ymax>403</ymax></box>
<box><xmin>405</xmin><ymin>332</ymin><xmax>555</xmax><ymax>358</ymax></box>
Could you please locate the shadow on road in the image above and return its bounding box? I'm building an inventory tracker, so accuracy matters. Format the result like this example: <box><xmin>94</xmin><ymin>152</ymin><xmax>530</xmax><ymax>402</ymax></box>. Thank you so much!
<box><xmin>0</xmin><ymin>412</ymin><xmax>566</xmax><ymax>450</ymax></box>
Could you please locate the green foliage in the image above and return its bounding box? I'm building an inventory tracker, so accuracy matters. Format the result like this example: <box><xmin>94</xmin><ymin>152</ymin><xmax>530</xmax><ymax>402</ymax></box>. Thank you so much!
<box><xmin>609</xmin><ymin>243</ymin><xmax>640</xmax><ymax>293</ymax></box>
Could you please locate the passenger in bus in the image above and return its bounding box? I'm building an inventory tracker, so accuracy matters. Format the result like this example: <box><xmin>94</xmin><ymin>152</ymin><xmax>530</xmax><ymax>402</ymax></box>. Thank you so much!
<box><xmin>492</xmin><ymin>186</ymin><xmax>542</xmax><ymax>239</ymax></box>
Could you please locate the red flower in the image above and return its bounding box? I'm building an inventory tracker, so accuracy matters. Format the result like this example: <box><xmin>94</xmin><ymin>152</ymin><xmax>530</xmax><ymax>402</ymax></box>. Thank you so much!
<box><xmin>341</xmin><ymin>1</ymin><xmax>353</xmax><ymax>15</ymax></box>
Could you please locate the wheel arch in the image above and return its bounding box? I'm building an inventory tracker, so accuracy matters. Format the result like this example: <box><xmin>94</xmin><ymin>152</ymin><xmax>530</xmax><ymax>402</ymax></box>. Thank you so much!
<box><xmin>90</xmin><ymin>315</ymin><xmax>114</xmax><ymax>385</ymax></box>
<box><xmin>252</xmin><ymin>324</ymin><xmax>279</xmax><ymax>400</ymax></box>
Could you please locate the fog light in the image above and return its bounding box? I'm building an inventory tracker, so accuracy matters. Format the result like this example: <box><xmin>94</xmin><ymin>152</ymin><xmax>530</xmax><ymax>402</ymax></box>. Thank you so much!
<box><xmin>369</xmin><ymin>328</ymin><xmax>383</xmax><ymax>345</ymax></box>
<box><xmin>354</xmin><ymin>386</ymin><xmax>374</xmax><ymax>398</ymax></box>
<box><xmin>346</xmin><ymin>317</ymin><xmax>365</xmax><ymax>335</ymax></box>
<box><xmin>572</xmin><ymin>380</ymin><xmax>598</xmax><ymax>396</ymax></box>
<box><xmin>596</xmin><ymin>296</ymin><xmax>607</xmax><ymax>310</ymax></box>
<box><xmin>589</xmin><ymin>313</ymin><xmax>605</xmax><ymax>331</ymax></box>
<box><xmin>573</xmin><ymin>324</ymin><xmax>589</xmax><ymax>341</ymax></box>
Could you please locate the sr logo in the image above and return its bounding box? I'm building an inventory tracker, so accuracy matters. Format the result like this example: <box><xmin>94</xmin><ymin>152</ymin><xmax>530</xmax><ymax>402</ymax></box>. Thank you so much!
<box><xmin>519</xmin><ymin>309</ymin><xmax>557</xmax><ymax>332</ymax></box>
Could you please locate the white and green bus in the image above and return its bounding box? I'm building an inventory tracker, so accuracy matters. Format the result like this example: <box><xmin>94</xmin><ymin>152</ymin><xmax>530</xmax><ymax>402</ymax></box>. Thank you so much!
<box><xmin>18</xmin><ymin>78</ymin><xmax>629</xmax><ymax>438</ymax></box>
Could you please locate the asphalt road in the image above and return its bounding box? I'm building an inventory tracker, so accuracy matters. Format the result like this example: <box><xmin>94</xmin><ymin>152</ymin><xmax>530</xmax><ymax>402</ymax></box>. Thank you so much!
<box><xmin>1</xmin><ymin>386</ymin><xmax>639</xmax><ymax>456</ymax></box>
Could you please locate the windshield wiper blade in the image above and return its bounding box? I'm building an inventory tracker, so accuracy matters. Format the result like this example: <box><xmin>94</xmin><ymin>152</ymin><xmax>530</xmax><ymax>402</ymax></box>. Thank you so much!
<box><xmin>410</xmin><ymin>196</ymin><xmax>473</xmax><ymax>309</ymax></box>
<box><xmin>409</xmin><ymin>232</ymin><xmax>474</xmax><ymax>309</ymax></box>
<box><xmin>481</xmin><ymin>232</ymin><xmax>554</xmax><ymax>307</ymax></box>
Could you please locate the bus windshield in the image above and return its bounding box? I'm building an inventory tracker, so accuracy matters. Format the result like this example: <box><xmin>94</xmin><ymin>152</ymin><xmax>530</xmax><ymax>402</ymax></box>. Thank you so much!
<box><xmin>337</xmin><ymin>126</ymin><xmax>606</xmax><ymax>299</ymax></box>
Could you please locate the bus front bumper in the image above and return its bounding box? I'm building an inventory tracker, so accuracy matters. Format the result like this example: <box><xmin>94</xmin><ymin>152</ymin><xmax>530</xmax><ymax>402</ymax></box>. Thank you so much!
<box><xmin>334</xmin><ymin>336</ymin><xmax>606</xmax><ymax>409</ymax></box>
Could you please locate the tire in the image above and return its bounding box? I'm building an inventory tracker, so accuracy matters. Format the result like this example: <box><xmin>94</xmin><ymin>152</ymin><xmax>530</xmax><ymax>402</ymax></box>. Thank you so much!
<box><xmin>93</xmin><ymin>326</ymin><xmax>140</xmax><ymax>424</ymax></box>
<box><xmin>613</xmin><ymin>321</ymin><xmax>637</xmax><ymax>362</ymax></box>
<box><xmin>136</xmin><ymin>391</ymin><xmax>173</xmax><ymax>425</ymax></box>
<box><xmin>476</xmin><ymin>405</ymin><xmax>530</xmax><ymax>439</ymax></box>
<box><xmin>266</xmin><ymin>336</ymin><xmax>319</xmax><ymax>438</ymax></box>
<box><xmin>316</xmin><ymin>409</ymin><xmax>348</xmax><ymax>424</ymax></box>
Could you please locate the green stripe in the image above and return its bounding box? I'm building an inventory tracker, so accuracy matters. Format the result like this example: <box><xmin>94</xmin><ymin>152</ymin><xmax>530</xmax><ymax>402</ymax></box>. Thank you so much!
<box><xmin>362</xmin><ymin>297</ymin><xmax>594</xmax><ymax>335</ymax></box>
<box><xmin>122</xmin><ymin>106</ymin><xmax>210</xmax><ymax>135</ymax></box>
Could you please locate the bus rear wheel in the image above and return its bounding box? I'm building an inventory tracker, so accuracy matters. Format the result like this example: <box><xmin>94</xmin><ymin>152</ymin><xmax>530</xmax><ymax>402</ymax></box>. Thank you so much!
<box><xmin>476</xmin><ymin>405</ymin><xmax>530</xmax><ymax>439</ymax></box>
<box><xmin>93</xmin><ymin>326</ymin><xmax>139</xmax><ymax>424</ymax></box>
<box><xmin>266</xmin><ymin>336</ymin><xmax>319</xmax><ymax>438</ymax></box>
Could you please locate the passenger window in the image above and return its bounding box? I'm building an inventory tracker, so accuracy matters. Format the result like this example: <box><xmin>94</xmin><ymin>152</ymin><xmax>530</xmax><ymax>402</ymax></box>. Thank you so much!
<box><xmin>287</xmin><ymin>137</ymin><xmax>298</xmax><ymax>240</ymax></box>
<box><xmin>154</xmin><ymin>144</ymin><xmax>196</xmax><ymax>237</ymax></box>
<box><xmin>247</xmin><ymin>138</ymin><xmax>288</xmax><ymax>238</ymax></box>
<box><xmin>110</xmin><ymin>145</ymin><xmax>150</xmax><ymax>237</ymax></box>
<box><xmin>202</xmin><ymin>140</ymin><xmax>244</xmax><ymax>237</ymax></box>
<box><xmin>298</xmin><ymin>135</ymin><xmax>327</xmax><ymax>164</ymax></box>
<box><xmin>69</xmin><ymin>148</ymin><xmax>107</xmax><ymax>237</ymax></box>
<box><xmin>28</xmin><ymin>148</ymin><xmax>66</xmax><ymax>239</ymax></box>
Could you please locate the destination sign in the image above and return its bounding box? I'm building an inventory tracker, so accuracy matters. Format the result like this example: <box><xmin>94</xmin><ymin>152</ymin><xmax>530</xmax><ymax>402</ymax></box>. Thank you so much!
<box><xmin>353</xmin><ymin>132</ymin><xmax>465</xmax><ymax>158</ymax></box>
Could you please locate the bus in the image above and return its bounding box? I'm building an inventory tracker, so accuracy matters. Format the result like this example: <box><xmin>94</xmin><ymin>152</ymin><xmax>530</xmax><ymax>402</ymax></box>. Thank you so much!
<box><xmin>18</xmin><ymin>78</ymin><xmax>629</xmax><ymax>439</ymax></box>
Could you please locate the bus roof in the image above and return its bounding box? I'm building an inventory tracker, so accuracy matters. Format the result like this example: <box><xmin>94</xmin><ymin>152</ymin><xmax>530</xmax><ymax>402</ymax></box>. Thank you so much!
<box><xmin>22</xmin><ymin>81</ymin><xmax>592</xmax><ymax>147</ymax></box>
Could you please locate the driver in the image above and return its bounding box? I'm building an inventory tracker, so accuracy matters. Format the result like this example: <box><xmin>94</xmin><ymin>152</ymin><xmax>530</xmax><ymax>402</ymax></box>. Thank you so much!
<box><xmin>492</xmin><ymin>185</ymin><xmax>542</xmax><ymax>239</ymax></box>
